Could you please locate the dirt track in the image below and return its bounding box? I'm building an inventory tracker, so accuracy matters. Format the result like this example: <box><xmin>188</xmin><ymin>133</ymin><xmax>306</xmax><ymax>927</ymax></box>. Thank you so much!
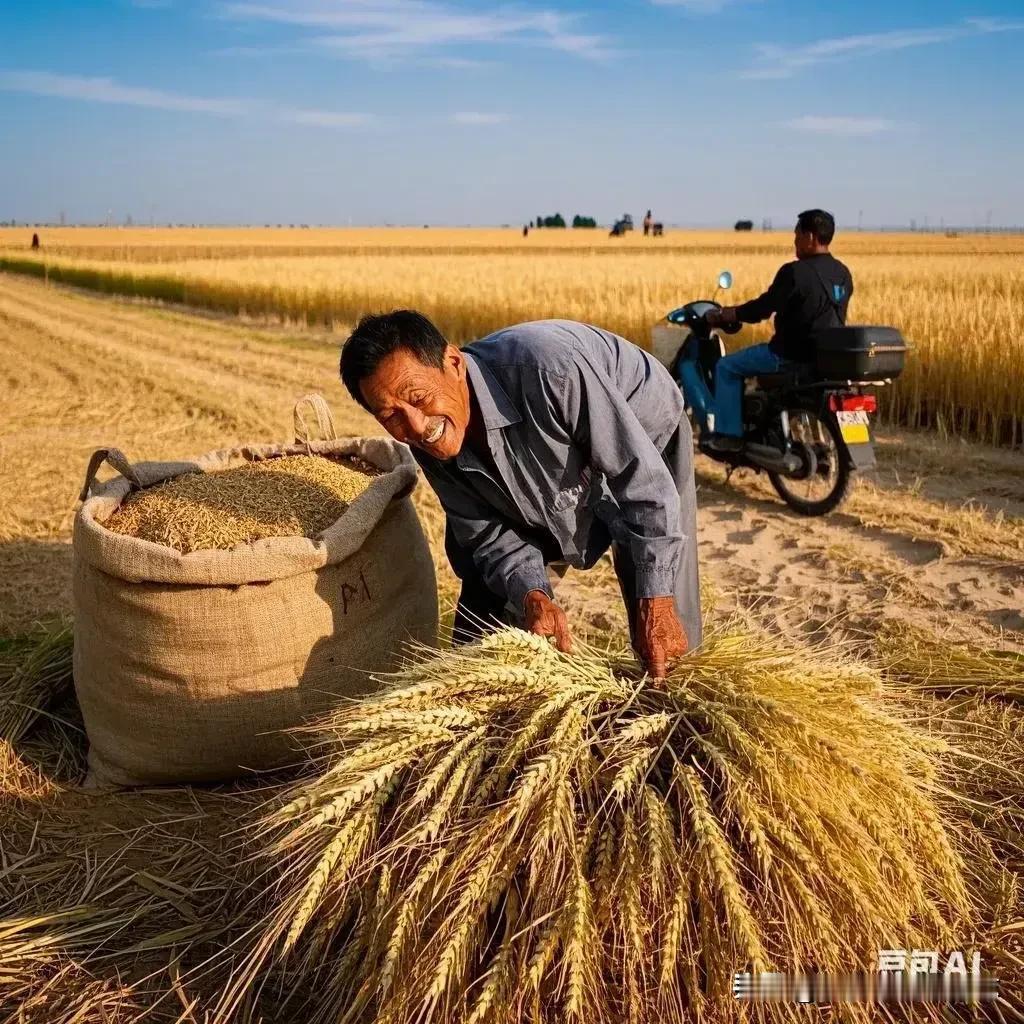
<box><xmin>2</xmin><ymin>272</ymin><xmax>1021</xmax><ymax>654</ymax></box>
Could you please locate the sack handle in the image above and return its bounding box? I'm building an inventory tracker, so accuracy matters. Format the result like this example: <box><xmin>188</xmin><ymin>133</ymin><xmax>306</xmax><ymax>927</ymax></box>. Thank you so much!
<box><xmin>294</xmin><ymin>394</ymin><xmax>338</xmax><ymax>447</ymax></box>
<box><xmin>79</xmin><ymin>447</ymin><xmax>143</xmax><ymax>502</ymax></box>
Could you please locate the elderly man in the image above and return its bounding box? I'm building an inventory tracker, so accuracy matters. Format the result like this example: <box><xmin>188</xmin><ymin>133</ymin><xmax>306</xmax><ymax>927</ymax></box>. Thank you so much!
<box><xmin>339</xmin><ymin>312</ymin><xmax>701</xmax><ymax>677</ymax></box>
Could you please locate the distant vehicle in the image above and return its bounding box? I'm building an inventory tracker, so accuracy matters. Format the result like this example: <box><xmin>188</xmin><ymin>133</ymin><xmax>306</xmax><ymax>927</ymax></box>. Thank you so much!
<box><xmin>734</xmin><ymin>220</ymin><xmax>754</xmax><ymax>232</ymax></box>
<box><xmin>609</xmin><ymin>213</ymin><xmax>634</xmax><ymax>237</ymax></box>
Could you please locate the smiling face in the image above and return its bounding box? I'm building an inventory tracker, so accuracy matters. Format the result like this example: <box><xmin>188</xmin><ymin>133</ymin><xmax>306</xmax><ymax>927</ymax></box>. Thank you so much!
<box><xmin>359</xmin><ymin>344</ymin><xmax>472</xmax><ymax>461</ymax></box>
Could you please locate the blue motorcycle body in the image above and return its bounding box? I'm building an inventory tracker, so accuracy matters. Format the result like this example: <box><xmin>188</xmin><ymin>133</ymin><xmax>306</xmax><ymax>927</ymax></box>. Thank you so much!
<box><xmin>664</xmin><ymin>301</ymin><xmax>728</xmax><ymax>434</ymax></box>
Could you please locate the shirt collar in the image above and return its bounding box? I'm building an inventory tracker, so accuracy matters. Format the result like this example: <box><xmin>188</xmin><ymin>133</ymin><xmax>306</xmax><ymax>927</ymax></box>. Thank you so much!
<box><xmin>464</xmin><ymin>350</ymin><xmax>522</xmax><ymax>431</ymax></box>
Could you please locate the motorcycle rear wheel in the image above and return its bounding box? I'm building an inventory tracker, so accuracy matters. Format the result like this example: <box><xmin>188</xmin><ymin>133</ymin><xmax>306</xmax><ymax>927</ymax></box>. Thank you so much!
<box><xmin>768</xmin><ymin>410</ymin><xmax>852</xmax><ymax>516</ymax></box>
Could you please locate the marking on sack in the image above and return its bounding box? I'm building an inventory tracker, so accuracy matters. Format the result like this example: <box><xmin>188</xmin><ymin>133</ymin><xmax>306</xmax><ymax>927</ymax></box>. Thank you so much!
<box><xmin>340</xmin><ymin>569</ymin><xmax>372</xmax><ymax>614</ymax></box>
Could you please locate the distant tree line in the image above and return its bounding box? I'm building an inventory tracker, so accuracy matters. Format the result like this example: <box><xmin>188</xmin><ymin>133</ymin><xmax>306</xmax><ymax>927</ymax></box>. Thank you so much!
<box><xmin>532</xmin><ymin>213</ymin><xmax>597</xmax><ymax>229</ymax></box>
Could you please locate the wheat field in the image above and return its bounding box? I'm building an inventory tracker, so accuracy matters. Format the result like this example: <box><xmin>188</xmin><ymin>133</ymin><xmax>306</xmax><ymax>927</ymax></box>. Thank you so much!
<box><xmin>1</xmin><ymin>241</ymin><xmax>1023</xmax><ymax>1022</ymax></box>
<box><xmin>2</xmin><ymin>227</ymin><xmax>1023</xmax><ymax>445</ymax></box>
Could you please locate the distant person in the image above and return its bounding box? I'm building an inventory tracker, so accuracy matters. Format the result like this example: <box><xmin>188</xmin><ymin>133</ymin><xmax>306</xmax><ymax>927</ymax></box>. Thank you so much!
<box><xmin>30</xmin><ymin>232</ymin><xmax>40</xmax><ymax>250</ymax></box>
<box><xmin>643</xmin><ymin>210</ymin><xmax>653</xmax><ymax>237</ymax></box>
<box><xmin>704</xmin><ymin>209</ymin><xmax>853</xmax><ymax>452</ymax></box>
<box><xmin>523</xmin><ymin>224</ymin><xmax>529</xmax><ymax>237</ymax></box>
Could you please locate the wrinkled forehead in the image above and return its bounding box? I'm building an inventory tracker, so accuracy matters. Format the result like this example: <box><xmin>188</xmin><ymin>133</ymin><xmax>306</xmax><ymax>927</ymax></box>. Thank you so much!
<box><xmin>360</xmin><ymin>347</ymin><xmax>444</xmax><ymax>406</ymax></box>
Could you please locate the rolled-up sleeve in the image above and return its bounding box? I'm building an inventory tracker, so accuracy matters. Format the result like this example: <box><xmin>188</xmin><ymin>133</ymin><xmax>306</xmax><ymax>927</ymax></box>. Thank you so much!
<box><xmin>562</xmin><ymin>351</ymin><xmax>682</xmax><ymax>598</ymax></box>
<box><xmin>419</xmin><ymin>463</ymin><xmax>552</xmax><ymax>613</ymax></box>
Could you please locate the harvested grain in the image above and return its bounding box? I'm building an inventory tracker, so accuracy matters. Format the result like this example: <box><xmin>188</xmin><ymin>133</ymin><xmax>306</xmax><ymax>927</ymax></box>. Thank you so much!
<box><xmin>104</xmin><ymin>454</ymin><xmax>380</xmax><ymax>553</ymax></box>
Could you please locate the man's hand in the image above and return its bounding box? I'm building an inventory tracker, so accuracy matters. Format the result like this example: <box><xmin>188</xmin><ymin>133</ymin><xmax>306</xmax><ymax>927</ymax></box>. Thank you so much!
<box><xmin>523</xmin><ymin>589</ymin><xmax>573</xmax><ymax>653</ymax></box>
<box><xmin>705</xmin><ymin>306</ymin><xmax>738</xmax><ymax>327</ymax></box>
<box><xmin>635</xmin><ymin>596</ymin><xmax>688</xmax><ymax>680</ymax></box>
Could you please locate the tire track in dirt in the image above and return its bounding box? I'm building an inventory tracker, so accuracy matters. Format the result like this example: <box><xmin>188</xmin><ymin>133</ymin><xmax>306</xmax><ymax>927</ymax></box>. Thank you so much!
<box><xmin>873</xmin><ymin>434</ymin><xmax>1024</xmax><ymax>520</ymax></box>
<box><xmin>691</xmin><ymin>461</ymin><xmax>1024</xmax><ymax>650</ymax></box>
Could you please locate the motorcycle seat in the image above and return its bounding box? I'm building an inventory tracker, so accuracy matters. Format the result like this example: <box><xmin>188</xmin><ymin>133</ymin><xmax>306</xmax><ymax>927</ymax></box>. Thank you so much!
<box><xmin>755</xmin><ymin>372</ymin><xmax>795</xmax><ymax>390</ymax></box>
<box><xmin>755</xmin><ymin>364</ymin><xmax>812</xmax><ymax>390</ymax></box>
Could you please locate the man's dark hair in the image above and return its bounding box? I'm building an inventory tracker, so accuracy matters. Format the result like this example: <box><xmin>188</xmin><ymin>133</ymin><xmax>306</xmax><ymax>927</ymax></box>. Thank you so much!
<box><xmin>340</xmin><ymin>310</ymin><xmax>447</xmax><ymax>410</ymax></box>
<box><xmin>796</xmin><ymin>209</ymin><xmax>835</xmax><ymax>246</ymax></box>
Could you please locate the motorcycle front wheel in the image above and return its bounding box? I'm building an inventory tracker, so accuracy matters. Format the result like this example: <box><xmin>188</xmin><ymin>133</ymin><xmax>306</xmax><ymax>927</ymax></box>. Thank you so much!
<box><xmin>768</xmin><ymin>409</ymin><xmax>851</xmax><ymax>516</ymax></box>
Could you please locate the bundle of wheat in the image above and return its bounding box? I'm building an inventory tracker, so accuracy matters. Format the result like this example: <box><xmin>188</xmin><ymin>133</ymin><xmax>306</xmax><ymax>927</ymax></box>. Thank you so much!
<box><xmin>222</xmin><ymin>627</ymin><xmax>973</xmax><ymax>1024</ymax></box>
<box><xmin>105</xmin><ymin>454</ymin><xmax>380</xmax><ymax>553</ymax></box>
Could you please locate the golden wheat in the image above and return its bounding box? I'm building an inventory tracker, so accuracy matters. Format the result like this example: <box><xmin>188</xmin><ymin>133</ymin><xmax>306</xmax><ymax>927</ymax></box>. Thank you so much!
<box><xmin>222</xmin><ymin>625</ymin><xmax>975</xmax><ymax>1024</ymax></box>
<box><xmin>2</xmin><ymin>250</ymin><xmax>1022</xmax><ymax>1024</ymax></box>
<box><xmin>4</xmin><ymin>228</ymin><xmax>1023</xmax><ymax>443</ymax></box>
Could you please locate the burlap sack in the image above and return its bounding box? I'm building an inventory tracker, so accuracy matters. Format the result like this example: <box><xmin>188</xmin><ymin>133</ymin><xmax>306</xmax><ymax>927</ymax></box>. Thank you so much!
<box><xmin>72</xmin><ymin>395</ymin><xmax>439</xmax><ymax>788</ymax></box>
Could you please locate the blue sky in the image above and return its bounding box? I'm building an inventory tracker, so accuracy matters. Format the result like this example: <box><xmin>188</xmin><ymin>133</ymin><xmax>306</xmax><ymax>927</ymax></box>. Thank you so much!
<box><xmin>2</xmin><ymin>0</ymin><xmax>1023</xmax><ymax>226</ymax></box>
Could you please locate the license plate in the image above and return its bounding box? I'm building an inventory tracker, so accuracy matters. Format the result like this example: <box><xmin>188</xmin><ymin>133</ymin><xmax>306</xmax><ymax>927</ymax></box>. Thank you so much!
<box><xmin>836</xmin><ymin>409</ymin><xmax>871</xmax><ymax>445</ymax></box>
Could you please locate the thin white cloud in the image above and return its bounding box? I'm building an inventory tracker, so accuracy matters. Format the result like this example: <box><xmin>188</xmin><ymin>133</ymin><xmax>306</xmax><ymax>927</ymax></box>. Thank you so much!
<box><xmin>210</xmin><ymin>44</ymin><xmax>309</xmax><ymax>57</ymax></box>
<box><xmin>650</xmin><ymin>0</ymin><xmax>740</xmax><ymax>11</ymax></box>
<box><xmin>0</xmin><ymin>69</ymin><xmax>372</xmax><ymax>128</ymax></box>
<box><xmin>786</xmin><ymin>115</ymin><xmax>900</xmax><ymax>136</ymax></box>
<box><xmin>451</xmin><ymin>111</ymin><xmax>508</xmax><ymax>125</ymax></box>
<box><xmin>423</xmin><ymin>55</ymin><xmax>489</xmax><ymax>69</ymax></box>
<box><xmin>743</xmin><ymin>17</ymin><xmax>1024</xmax><ymax>79</ymax></box>
<box><xmin>223</xmin><ymin>0</ymin><xmax>613</xmax><ymax>62</ymax></box>
<box><xmin>285</xmin><ymin>107</ymin><xmax>373</xmax><ymax>127</ymax></box>
<box><xmin>0</xmin><ymin>70</ymin><xmax>248</xmax><ymax>116</ymax></box>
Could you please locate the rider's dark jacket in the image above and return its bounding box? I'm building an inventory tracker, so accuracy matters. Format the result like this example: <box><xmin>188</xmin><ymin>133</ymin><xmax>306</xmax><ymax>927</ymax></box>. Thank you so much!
<box><xmin>735</xmin><ymin>253</ymin><xmax>853</xmax><ymax>363</ymax></box>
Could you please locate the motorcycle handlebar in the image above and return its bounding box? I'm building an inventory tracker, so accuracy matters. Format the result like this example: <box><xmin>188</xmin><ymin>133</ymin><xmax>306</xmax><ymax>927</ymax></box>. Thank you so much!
<box><xmin>700</xmin><ymin>311</ymin><xmax>743</xmax><ymax>336</ymax></box>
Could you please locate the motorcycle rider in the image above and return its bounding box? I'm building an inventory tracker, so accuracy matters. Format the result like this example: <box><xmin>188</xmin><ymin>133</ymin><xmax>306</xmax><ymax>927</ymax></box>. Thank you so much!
<box><xmin>704</xmin><ymin>209</ymin><xmax>853</xmax><ymax>452</ymax></box>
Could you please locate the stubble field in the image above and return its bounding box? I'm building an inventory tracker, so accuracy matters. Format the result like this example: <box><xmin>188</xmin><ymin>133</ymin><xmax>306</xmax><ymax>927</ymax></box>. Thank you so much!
<box><xmin>1</xmin><ymin>231</ymin><xmax>1023</xmax><ymax>1022</ymax></box>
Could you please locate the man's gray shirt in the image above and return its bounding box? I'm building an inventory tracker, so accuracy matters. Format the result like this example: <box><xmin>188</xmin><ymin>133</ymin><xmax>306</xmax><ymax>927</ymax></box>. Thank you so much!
<box><xmin>412</xmin><ymin>320</ymin><xmax>687</xmax><ymax>615</ymax></box>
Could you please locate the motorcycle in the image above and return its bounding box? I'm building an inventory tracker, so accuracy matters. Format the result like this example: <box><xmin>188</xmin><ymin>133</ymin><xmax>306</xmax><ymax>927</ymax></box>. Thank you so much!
<box><xmin>659</xmin><ymin>271</ymin><xmax>908</xmax><ymax>516</ymax></box>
